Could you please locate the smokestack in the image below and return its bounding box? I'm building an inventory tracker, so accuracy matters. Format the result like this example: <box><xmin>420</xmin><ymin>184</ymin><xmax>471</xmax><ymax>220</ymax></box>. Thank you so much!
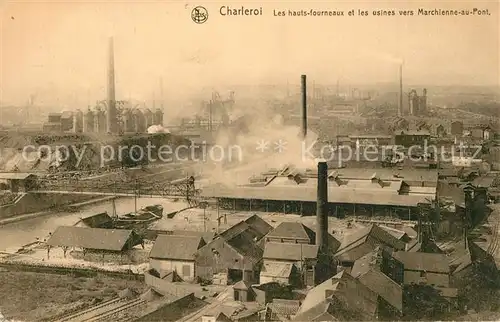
<box><xmin>398</xmin><ymin>63</ymin><xmax>403</xmax><ymax>117</ymax></box>
<box><xmin>301</xmin><ymin>75</ymin><xmax>307</xmax><ymax>140</ymax></box>
<box><xmin>159</xmin><ymin>77</ymin><xmax>164</xmax><ymax>110</ymax></box>
<box><xmin>106</xmin><ymin>37</ymin><xmax>117</xmax><ymax>134</ymax></box>
<box><xmin>316</xmin><ymin>161</ymin><xmax>328</xmax><ymax>251</ymax></box>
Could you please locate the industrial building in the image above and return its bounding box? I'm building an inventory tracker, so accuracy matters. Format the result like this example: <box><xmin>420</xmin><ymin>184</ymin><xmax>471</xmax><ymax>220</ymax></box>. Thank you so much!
<box><xmin>408</xmin><ymin>89</ymin><xmax>428</xmax><ymax>116</ymax></box>
<box><xmin>41</xmin><ymin>37</ymin><xmax>164</xmax><ymax>135</ymax></box>
<box><xmin>201</xmin><ymin>167</ymin><xmax>437</xmax><ymax>220</ymax></box>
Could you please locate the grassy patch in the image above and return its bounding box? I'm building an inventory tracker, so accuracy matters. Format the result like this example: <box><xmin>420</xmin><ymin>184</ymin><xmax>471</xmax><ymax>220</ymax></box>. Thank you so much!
<box><xmin>0</xmin><ymin>271</ymin><xmax>147</xmax><ymax>321</ymax></box>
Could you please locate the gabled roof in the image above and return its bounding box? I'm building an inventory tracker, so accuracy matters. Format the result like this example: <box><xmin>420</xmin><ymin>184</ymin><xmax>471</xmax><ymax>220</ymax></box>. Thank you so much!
<box><xmin>266</xmin><ymin>222</ymin><xmax>315</xmax><ymax>242</ymax></box>
<box><xmin>335</xmin><ymin>225</ymin><xmax>407</xmax><ymax>262</ymax></box>
<box><xmin>150</xmin><ymin>235</ymin><xmax>205</xmax><ymax>261</ymax></box>
<box><xmin>379</xmin><ymin>225</ymin><xmax>409</xmax><ymax>240</ymax></box>
<box><xmin>263</xmin><ymin>242</ymin><xmax>319</xmax><ymax>261</ymax></box>
<box><xmin>47</xmin><ymin>226</ymin><xmax>139</xmax><ymax>251</ymax></box>
<box><xmin>225</xmin><ymin>230</ymin><xmax>264</xmax><ymax>265</ymax></box>
<box><xmin>244</xmin><ymin>214</ymin><xmax>273</xmax><ymax>237</ymax></box>
<box><xmin>233</xmin><ymin>279</ymin><xmax>252</xmax><ymax>290</ymax></box>
<box><xmin>392</xmin><ymin>251</ymin><xmax>449</xmax><ymax>273</ymax></box>
<box><xmin>294</xmin><ymin>270</ymin><xmax>378</xmax><ymax>321</ymax></box>
<box><xmin>351</xmin><ymin>253</ymin><xmax>403</xmax><ymax>312</ymax></box>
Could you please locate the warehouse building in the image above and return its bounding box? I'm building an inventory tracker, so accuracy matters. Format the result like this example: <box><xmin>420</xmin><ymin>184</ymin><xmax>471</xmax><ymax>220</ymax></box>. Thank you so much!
<box><xmin>201</xmin><ymin>166</ymin><xmax>438</xmax><ymax>221</ymax></box>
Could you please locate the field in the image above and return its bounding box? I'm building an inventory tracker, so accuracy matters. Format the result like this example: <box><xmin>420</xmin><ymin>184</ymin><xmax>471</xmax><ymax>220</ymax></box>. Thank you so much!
<box><xmin>0</xmin><ymin>270</ymin><xmax>147</xmax><ymax>322</ymax></box>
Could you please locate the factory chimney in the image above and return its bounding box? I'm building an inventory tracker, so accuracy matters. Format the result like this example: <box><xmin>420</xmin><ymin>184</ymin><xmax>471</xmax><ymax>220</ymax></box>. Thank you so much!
<box><xmin>398</xmin><ymin>63</ymin><xmax>403</xmax><ymax>117</ymax></box>
<box><xmin>316</xmin><ymin>161</ymin><xmax>328</xmax><ymax>251</ymax></box>
<box><xmin>106</xmin><ymin>37</ymin><xmax>118</xmax><ymax>134</ymax></box>
<box><xmin>301</xmin><ymin>75</ymin><xmax>307</xmax><ymax>140</ymax></box>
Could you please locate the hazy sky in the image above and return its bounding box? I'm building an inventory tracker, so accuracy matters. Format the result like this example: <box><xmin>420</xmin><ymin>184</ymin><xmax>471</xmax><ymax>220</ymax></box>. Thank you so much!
<box><xmin>0</xmin><ymin>0</ymin><xmax>498</xmax><ymax>107</ymax></box>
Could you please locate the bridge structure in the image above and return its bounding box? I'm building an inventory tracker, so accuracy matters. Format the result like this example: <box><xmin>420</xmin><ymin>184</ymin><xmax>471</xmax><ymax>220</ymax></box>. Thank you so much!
<box><xmin>31</xmin><ymin>172</ymin><xmax>201</xmax><ymax>206</ymax></box>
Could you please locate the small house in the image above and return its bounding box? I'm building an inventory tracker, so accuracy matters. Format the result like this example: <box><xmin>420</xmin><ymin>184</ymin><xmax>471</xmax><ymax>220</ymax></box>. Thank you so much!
<box><xmin>149</xmin><ymin>235</ymin><xmax>206</xmax><ymax>282</ymax></box>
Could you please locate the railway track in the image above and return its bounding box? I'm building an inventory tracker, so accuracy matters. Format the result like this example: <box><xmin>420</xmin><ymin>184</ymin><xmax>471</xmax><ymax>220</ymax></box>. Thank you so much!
<box><xmin>85</xmin><ymin>298</ymin><xmax>145</xmax><ymax>322</ymax></box>
<box><xmin>54</xmin><ymin>298</ymin><xmax>122</xmax><ymax>322</ymax></box>
<box><xmin>54</xmin><ymin>297</ymin><xmax>145</xmax><ymax>322</ymax></box>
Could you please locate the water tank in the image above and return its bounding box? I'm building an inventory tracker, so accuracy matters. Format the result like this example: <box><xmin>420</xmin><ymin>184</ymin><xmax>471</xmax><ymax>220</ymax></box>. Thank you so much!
<box><xmin>83</xmin><ymin>109</ymin><xmax>94</xmax><ymax>133</ymax></box>
<box><xmin>121</xmin><ymin>108</ymin><xmax>134</xmax><ymax>133</ymax></box>
<box><xmin>94</xmin><ymin>107</ymin><xmax>107</xmax><ymax>133</ymax></box>
<box><xmin>74</xmin><ymin>109</ymin><xmax>84</xmax><ymax>133</ymax></box>
<box><xmin>154</xmin><ymin>108</ymin><xmax>164</xmax><ymax>126</ymax></box>
<box><xmin>132</xmin><ymin>109</ymin><xmax>146</xmax><ymax>133</ymax></box>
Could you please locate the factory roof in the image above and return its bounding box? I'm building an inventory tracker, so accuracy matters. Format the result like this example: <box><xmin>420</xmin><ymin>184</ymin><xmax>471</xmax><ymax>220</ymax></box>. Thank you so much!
<box><xmin>263</xmin><ymin>243</ymin><xmax>319</xmax><ymax>261</ymax></box>
<box><xmin>201</xmin><ymin>183</ymin><xmax>431</xmax><ymax>207</ymax></box>
<box><xmin>150</xmin><ymin>235</ymin><xmax>205</xmax><ymax>261</ymax></box>
<box><xmin>47</xmin><ymin>226</ymin><xmax>140</xmax><ymax>251</ymax></box>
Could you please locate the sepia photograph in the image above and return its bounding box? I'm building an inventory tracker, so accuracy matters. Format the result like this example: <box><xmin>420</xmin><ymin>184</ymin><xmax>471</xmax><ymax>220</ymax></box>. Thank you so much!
<box><xmin>0</xmin><ymin>0</ymin><xmax>499</xmax><ymax>321</ymax></box>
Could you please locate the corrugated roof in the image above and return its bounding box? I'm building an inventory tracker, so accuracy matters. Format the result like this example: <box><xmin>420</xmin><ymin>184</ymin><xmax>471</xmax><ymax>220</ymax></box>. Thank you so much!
<box><xmin>149</xmin><ymin>235</ymin><xmax>204</xmax><ymax>261</ymax></box>
<box><xmin>47</xmin><ymin>226</ymin><xmax>138</xmax><ymax>251</ymax></box>
<box><xmin>392</xmin><ymin>251</ymin><xmax>449</xmax><ymax>273</ymax></box>
<box><xmin>268</xmin><ymin>299</ymin><xmax>301</xmax><ymax>317</ymax></box>
<box><xmin>263</xmin><ymin>243</ymin><xmax>319</xmax><ymax>261</ymax></box>
<box><xmin>0</xmin><ymin>172</ymin><xmax>37</xmax><ymax>180</ymax></box>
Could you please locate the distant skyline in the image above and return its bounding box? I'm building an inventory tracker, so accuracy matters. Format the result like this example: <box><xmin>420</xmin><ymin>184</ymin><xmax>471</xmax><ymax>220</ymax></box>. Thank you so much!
<box><xmin>1</xmin><ymin>0</ymin><xmax>498</xmax><ymax>107</ymax></box>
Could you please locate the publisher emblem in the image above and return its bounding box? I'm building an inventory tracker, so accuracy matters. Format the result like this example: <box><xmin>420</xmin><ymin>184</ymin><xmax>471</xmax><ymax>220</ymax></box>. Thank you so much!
<box><xmin>192</xmin><ymin>6</ymin><xmax>208</xmax><ymax>24</ymax></box>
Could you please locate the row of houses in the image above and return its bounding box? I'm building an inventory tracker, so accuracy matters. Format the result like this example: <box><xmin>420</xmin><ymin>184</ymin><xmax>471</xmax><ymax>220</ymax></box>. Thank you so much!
<box><xmin>44</xmin><ymin>201</ymin><xmax>498</xmax><ymax>321</ymax></box>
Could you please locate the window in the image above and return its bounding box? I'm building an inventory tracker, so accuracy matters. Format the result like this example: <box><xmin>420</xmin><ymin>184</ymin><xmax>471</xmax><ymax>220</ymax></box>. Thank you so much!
<box><xmin>420</xmin><ymin>271</ymin><xmax>426</xmax><ymax>278</ymax></box>
<box><xmin>182</xmin><ymin>264</ymin><xmax>191</xmax><ymax>277</ymax></box>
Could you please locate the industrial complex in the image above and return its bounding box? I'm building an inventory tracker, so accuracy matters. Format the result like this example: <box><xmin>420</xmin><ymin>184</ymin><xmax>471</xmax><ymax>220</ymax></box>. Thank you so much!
<box><xmin>0</xmin><ymin>21</ymin><xmax>499</xmax><ymax>322</ymax></box>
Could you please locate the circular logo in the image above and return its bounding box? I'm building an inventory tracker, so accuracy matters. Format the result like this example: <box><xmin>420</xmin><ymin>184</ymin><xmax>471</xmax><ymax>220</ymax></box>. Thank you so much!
<box><xmin>191</xmin><ymin>6</ymin><xmax>208</xmax><ymax>24</ymax></box>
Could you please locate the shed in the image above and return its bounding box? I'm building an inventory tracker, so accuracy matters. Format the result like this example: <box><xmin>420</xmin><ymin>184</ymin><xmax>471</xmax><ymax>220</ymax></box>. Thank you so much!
<box><xmin>0</xmin><ymin>172</ymin><xmax>37</xmax><ymax>193</ymax></box>
<box><xmin>47</xmin><ymin>226</ymin><xmax>142</xmax><ymax>252</ymax></box>
<box><xmin>234</xmin><ymin>280</ymin><xmax>254</xmax><ymax>302</ymax></box>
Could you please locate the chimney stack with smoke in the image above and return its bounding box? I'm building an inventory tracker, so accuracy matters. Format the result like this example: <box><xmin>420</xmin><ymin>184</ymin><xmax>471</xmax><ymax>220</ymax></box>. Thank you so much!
<box><xmin>106</xmin><ymin>37</ymin><xmax>118</xmax><ymax>134</ymax></box>
<box><xmin>301</xmin><ymin>75</ymin><xmax>307</xmax><ymax>140</ymax></box>
<box><xmin>398</xmin><ymin>63</ymin><xmax>403</xmax><ymax>117</ymax></box>
<box><xmin>316</xmin><ymin>161</ymin><xmax>328</xmax><ymax>251</ymax></box>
